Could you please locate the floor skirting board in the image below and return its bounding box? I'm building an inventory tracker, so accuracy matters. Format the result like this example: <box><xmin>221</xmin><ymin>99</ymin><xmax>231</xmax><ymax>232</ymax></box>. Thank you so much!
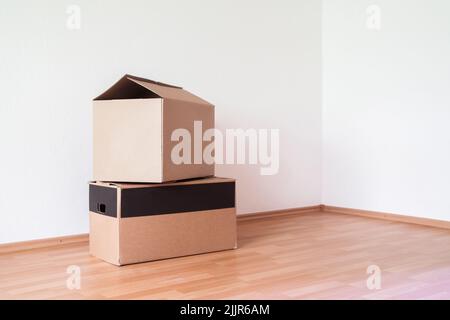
<box><xmin>1</xmin><ymin>204</ymin><xmax>449</xmax><ymax>254</ymax></box>
<box><xmin>322</xmin><ymin>205</ymin><xmax>450</xmax><ymax>231</ymax></box>
<box><xmin>237</xmin><ymin>205</ymin><xmax>321</xmax><ymax>222</ymax></box>
<box><xmin>0</xmin><ymin>234</ymin><xmax>89</xmax><ymax>255</ymax></box>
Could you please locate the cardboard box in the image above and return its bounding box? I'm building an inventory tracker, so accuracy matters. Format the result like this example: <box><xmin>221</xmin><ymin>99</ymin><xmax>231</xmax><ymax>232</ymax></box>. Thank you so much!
<box><xmin>93</xmin><ymin>74</ymin><xmax>214</xmax><ymax>183</ymax></box>
<box><xmin>89</xmin><ymin>177</ymin><xmax>237</xmax><ymax>266</ymax></box>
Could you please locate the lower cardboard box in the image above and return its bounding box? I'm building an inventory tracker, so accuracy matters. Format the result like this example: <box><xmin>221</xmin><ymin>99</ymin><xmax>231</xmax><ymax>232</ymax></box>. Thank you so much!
<box><xmin>89</xmin><ymin>177</ymin><xmax>237</xmax><ymax>266</ymax></box>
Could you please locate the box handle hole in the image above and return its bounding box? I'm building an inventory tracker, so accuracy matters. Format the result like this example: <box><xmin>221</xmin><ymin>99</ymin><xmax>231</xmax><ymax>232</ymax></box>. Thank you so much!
<box><xmin>97</xmin><ymin>203</ymin><xmax>106</xmax><ymax>213</ymax></box>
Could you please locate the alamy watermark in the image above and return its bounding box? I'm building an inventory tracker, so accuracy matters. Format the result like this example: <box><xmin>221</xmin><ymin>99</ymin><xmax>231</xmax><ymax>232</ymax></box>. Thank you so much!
<box><xmin>366</xmin><ymin>4</ymin><xmax>381</xmax><ymax>31</ymax></box>
<box><xmin>366</xmin><ymin>264</ymin><xmax>381</xmax><ymax>290</ymax></box>
<box><xmin>66</xmin><ymin>5</ymin><xmax>81</xmax><ymax>30</ymax></box>
<box><xmin>171</xmin><ymin>121</ymin><xmax>280</xmax><ymax>176</ymax></box>
<box><xmin>66</xmin><ymin>265</ymin><xmax>81</xmax><ymax>290</ymax></box>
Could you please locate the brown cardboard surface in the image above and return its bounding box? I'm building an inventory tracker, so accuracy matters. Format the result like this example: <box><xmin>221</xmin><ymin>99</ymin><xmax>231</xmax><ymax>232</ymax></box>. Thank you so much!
<box><xmin>93</xmin><ymin>98</ymin><xmax>163</xmax><ymax>182</ymax></box>
<box><xmin>89</xmin><ymin>178</ymin><xmax>237</xmax><ymax>266</ymax></box>
<box><xmin>162</xmin><ymin>98</ymin><xmax>214</xmax><ymax>182</ymax></box>
<box><xmin>89</xmin><ymin>212</ymin><xmax>120</xmax><ymax>265</ymax></box>
<box><xmin>119</xmin><ymin>208</ymin><xmax>236</xmax><ymax>265</ymax></box>
<box><xmin>93</xmin><ymin>74</ymin><xmax>214</xmax><ymax>183</ymax></box>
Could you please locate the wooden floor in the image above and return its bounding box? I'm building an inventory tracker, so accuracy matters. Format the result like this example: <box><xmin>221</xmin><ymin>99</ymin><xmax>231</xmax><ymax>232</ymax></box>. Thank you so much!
<box><xmin>1</xmin><ymin>211</ymin><xmax>450</xmax><ymax>300</ymax></box>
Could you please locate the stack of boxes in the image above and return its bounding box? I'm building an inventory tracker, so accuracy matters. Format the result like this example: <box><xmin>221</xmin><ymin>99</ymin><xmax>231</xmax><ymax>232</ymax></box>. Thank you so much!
<box><xmin>89</xmin><ymin>74</ymin><xmax>237</xmax><ymax>266</ymax></box>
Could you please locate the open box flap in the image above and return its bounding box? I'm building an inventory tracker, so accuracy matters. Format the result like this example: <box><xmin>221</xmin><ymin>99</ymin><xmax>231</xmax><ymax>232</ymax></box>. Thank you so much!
<box><xmin>94</xmin><ymin>74</ymin><xmax>213</xmax><ymax>105</ymax></box>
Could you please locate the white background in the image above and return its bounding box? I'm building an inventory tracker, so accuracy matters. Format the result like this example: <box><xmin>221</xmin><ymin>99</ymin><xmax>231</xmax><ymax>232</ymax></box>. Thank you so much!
<box><xmin>0</xmin><ymin>0</ymin><xmax>322</xmax><ymax>243</ymax></box>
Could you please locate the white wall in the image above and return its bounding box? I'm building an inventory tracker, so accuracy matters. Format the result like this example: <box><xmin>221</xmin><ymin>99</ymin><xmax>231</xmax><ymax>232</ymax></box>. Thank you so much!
<box><xmin>2</xmin><ymin>0</ymin><xmax>449</xmax><ymax>244</ymax></box>
<box><xmin>0</xmin><ymin>0</ymin><xmax>322</xmax><ymax>243</ymax></box>
<box><xmin>322</xmin><ymin>0</ymin><xmax>450</xmax><ymax>220</ymax></box>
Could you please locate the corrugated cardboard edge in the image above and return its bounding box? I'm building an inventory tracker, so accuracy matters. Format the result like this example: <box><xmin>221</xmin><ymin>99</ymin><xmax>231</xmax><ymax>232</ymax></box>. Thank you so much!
<box><xmin>91</xmin><ymin>177</ymin><xmax>235</xmax><ymax>189</ymax></box>
<box><xmin>88</xmin><ymin>182</ymin><xmax>121</xmax><ymax>265</ymax></box>
<box><xmin>116</xmin><ymin>187</ymin><xmax>122</xmax><ymax>265</ymax></box>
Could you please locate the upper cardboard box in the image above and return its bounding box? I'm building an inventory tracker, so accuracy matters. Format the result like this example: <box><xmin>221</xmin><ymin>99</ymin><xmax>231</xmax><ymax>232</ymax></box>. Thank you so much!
<box><xmin>93</xmin><ymin>74</ymin><xmax>214</xmax><ymax>183</ymax></box>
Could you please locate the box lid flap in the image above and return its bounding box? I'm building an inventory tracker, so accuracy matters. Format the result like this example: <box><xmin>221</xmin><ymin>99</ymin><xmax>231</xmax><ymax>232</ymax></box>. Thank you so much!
<box><xmin>91</xmin><ymin>177</ymin><xmax>234</xmax><ymax>189</ymax></box>
<box><xmin>94</xmin><ymin>74</ymin><xmax>212</xmax><ymax>105</ymax></box>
